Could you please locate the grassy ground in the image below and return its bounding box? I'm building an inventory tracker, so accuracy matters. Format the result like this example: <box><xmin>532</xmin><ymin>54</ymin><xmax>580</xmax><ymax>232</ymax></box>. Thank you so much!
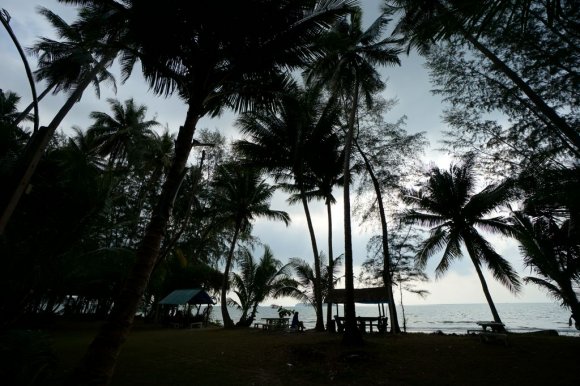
<box><xmin>32</xmin><ymin>322</ymin><xmax>580</xmax><ymax>385</ymax></box>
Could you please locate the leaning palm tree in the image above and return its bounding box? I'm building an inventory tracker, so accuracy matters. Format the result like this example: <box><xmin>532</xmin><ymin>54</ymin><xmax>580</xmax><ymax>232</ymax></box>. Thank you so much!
<box><xmin>211</xmin><ymin>164</ymin><xmax>290</xmax><ymax>328</ymax></box>
<box><xmin>306</xmin><ymin>8</ymin><xmax>401</xmax><ymax>344</ymax></box>
<box><xmin>510</xmin><ymin>211</ymin><xmax>580</xmax><ymax>330</ymax></box>
<box><xmin>17</xmin><ymin>7</ymin><xmax>117</xmax><ymax>126</ymax></box>
<box><xmin>1</xmin><ymin>4</ymin><xmax>121</xmax><ymax>234</ymax></box>
<box><xmin>230</xmin><ymin>245</ymin><xmax>300</xmax><ymax>326</ymax></box>
<box><xmin>401</xmin><ymin>157</ymin><xmax>521</xmax><ymax>327</ymax></box>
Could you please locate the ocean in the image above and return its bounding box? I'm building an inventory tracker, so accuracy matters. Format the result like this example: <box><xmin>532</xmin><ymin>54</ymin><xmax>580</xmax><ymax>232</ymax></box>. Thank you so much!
<box><xmin>213</xmin><ymin>302</ymin><xmax>579</xmax><ymax>336</ymax></box>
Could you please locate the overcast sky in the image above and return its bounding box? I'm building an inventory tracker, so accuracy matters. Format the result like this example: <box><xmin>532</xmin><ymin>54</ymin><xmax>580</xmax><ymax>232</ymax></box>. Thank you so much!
<box><xmin>1</xmin><ymin>0</ymin><xmax>552</xmax><ymax>307</ymax></box>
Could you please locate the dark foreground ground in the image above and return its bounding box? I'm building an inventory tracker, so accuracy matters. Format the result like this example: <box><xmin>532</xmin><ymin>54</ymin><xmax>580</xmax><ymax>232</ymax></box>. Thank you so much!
<box><xmin>3</xmin><ymin>321</ymin><xmax>579</xmax><ymax>385</ymax></box>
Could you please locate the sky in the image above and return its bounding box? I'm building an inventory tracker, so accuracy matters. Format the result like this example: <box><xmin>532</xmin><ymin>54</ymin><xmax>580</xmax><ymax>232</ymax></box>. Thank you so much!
<box><xmin>0</xmin><ymin>0</ymin><xmax>554</xmax><ymax>307</ymax></box>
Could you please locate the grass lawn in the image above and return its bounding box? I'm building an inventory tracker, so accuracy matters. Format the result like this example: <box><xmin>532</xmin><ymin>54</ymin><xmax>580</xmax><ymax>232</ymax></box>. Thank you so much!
<box><xmin>32</xmin><ymin>322</ymin><xmax>580</xmax><ymax>385</ymax></box>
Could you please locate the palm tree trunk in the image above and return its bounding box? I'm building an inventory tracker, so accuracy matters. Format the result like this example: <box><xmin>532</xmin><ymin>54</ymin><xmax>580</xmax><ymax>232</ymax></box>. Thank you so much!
<box><xmin>69</xmin><ymin>103</ymin><xmax>201</xmax><ymax>385</ymax></box>
<box><xmin>0</xmin><ymin>57</ymin><xmax>111</xmax><ymax>235</ymax></box>
<box><xmin>464</xmin><ymin>239</ymin><xmax>505</xmax><ymax>328</ymax></box>
<box><xmin>300</xmin><ymin>193</ymin><xmax>325</xmax><ymax>331</ymax></box>
<box><xmin>1</xmin><ymin>11</ymin><xmax>39</xmax><ymax>131</ymax></box>
<box><xmin>353</xmin><ymin>139</ymin><xmax>401</xmax><ymax>333</ymax></box>
<box><xmin>12</xmin><ymin>83</ymin><xmax>55</xmax><ymax>126</ymax></box>
<box><xmin>221</xmin><ymin>223</ymin><xmax>241</xmax><ymax>329</ymax></box>
<box><xmin>342</xmin><ymin>81</ymin><xmax>363</xmax><ymax>345</ymax></box>
<box><xmin>326</xmin><ymin>199</ymin><xmax>336</xmax><ymax>332</ymax></box>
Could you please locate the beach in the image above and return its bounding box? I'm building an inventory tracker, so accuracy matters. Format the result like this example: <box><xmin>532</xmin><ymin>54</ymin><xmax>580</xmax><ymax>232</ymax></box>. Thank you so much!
<box><xmin>218</xmin><ymin>302</ymin><xmax>579</xmax><ymax>336</ymax></box>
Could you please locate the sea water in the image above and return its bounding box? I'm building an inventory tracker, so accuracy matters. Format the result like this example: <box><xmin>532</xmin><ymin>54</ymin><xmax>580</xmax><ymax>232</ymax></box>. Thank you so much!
<box><xmin>213</xmin><ymin>302</ymin><xmax>579</xmax><ymax>336</ymax></box>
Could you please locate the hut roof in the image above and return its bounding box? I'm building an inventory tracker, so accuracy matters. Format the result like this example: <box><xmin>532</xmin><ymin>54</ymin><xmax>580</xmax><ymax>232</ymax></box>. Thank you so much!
<box><xmin>158</xmin><ymin>289</ymin><xmax>215</xmax><ymax>305</ymax></box>
<box><xmin>327</xmin><ymin>287</ymin><xmax>389</xmax><ymax>304</ymax></box>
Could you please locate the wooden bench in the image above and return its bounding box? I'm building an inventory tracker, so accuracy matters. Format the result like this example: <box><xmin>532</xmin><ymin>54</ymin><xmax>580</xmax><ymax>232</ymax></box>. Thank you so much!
<box><xmin>254</xmin><ymin>322</ymin><xmax>265</xmax><ymax>329</ymax></box>
<box><xmin>189</xmin><ymin>322</ymin><xmax>203</xmax><ymax>329</ymax></box>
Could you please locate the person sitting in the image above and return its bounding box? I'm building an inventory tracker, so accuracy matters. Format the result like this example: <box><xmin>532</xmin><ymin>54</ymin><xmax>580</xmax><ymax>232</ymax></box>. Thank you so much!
<box><xmin>291</xmin><ymin>311</ymin><xmax>305</xmax><ymax>331</ymax></box>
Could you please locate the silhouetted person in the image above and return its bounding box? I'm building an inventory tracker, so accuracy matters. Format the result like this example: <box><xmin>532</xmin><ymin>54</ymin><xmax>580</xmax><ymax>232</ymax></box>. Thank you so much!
<box><xmin>291</xmin><ymin>311</ymin><xmax>305</xmax><ymax>331</ymax></box>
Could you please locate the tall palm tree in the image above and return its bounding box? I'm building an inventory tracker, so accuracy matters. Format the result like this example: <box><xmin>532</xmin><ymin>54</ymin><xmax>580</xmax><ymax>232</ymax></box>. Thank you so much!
<box><xmin>235</xmin><ymin>83</ymin><xmax>341</xmax><ymax>331</ymax></box>
<box><xmin>68</xmin><ymin>2</ymin><xmax>354</xmax><ymax>383</ymax></box>
<box><xmin>287</xmin><ymin>126</ymin><xmax>344</xmax><ymax>331</ymax></box>
<box><xmin>230</xmin><ymin>245</ymin><xmax>300</xmax><ymax>326</ymax></box>
<box><xmin>211</xmin><ymin>164</ymin><xmax>290</xmax><ymax>328</ymax></box>
<box><xmin>306</xmin><ymin>9</ymin><xmax>401</xmax><ymax>344</ymax></box>
<box><xmin>401</xmin><ymin>157</ymin><xmax>521</xmax><ymax>327</ymax></box>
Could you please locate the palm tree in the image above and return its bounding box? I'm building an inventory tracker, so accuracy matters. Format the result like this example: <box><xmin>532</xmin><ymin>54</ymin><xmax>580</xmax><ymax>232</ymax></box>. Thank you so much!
<box><xmin>306</xmin><ymin>9</ymin><xmax>401</xmax><ymax>344</ymax></box>
<box><xmin>401</xmin><ymin>157</ymin><xmax>521</xmax><ymax>327</ymax></box>
<box><xmin>0</xmin><ymin>4</ymin><xmax>121</xmax><ymax>234</ymax></box>
<box><xmin>230</xmin><ymin>245</ymin><xmax>300</xmax><ymax>326</ymax></box>
<box><xmin>236</xmin><ymin>83</ymin><xmax>344</xmax><ymax>331</ymax></box>
<box><xmin>69</xmin><ymin>2</ymin><xmax>353</xmax><ymax>383</ymax></box>
<box><xmin>287</xmin><ymin>126</ymin><xmax>345</xmax><ymax>331</ymax></box>
<box><xmin>16</xmin><ymin>7</ymin><xmax>117</xmax><ymax>126</ymax></box>
<box><xmin>510</xmin><ymin>211</ymin><xmax>580</xmax><ymax>330</ymax></box>
<box><xmin>211</xmin><ymin>164</ymin><xmax>290</xmax><ymax>328</ymax></box>
<box><xmin>87</xmin><ymin>98</ymin><xmax>159</xmax><ymax>169</ymax></box>
<box><xmin>289</xmin><ymin>254</ymin><xmax>343</xmax><ymax>312</ymax></box>
<box><xmin>511</xmin><ymin>165</ymin><xmax>580</xmax><ymax>329</ymax></box>
<box><xmin>0</xmin><ymin>89</ymin><xmax>24</xmax><ymax>124</ymax></box>
<box><xmin>0</xmin><ymin>90</ymin><xmax>30</xmax><ymax>179</ymax></box>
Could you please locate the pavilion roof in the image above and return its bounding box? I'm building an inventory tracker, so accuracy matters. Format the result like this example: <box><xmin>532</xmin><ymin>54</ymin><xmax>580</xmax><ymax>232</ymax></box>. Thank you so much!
<box><xmin>158</xmin><ymin>289</ymin><xmax>215</xmax><ymax>305</ymax></box>
<box><xmin>326</xmin><ymin>287</ymin><xmax>389</xmax><ymax>304</ymax></box>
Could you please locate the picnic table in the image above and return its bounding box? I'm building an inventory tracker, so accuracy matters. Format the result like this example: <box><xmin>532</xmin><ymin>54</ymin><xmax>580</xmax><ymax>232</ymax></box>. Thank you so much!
<box><xmin>254</xmin><ymin>317</ymin><xmax>290</xmax><ymax>330</ymax></box>
<box><xmin>467</xmin><ymin>321</ymin><xmax>508</xmax><ymax>345</ymax></box>
<box><xmin>334</xmin><ymin>316</ymin><xmax>387</xmax><ymax>333</ymax></box>
<box><xmin>476</xmin><ymin>321</ymin><xmax>505</xmax><ymax>333</ymax></box>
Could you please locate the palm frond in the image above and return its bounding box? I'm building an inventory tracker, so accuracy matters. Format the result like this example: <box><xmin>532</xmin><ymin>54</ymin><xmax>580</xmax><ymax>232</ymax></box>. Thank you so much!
<box><xmin>416</xmin><ymin>227</ymin><xmax>449</xmax><ymax>268</ymax></box>
<box><xmin>469</xmin><ymin>231</ymin><xmax>521</xmax><ymax>293</ymax></box>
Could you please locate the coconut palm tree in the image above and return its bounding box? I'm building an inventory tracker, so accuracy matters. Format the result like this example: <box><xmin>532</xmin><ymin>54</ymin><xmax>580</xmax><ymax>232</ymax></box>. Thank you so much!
<box><xmin>0</xmin><ymin>89</ymin><xmax>24</xmax><ymax>124</ymax></box>
<box><xmin>67</xmin><ymin>2</ymin><xmax>354</xmax><ymax>383</ymax></box>
<box><xmin>306</xmin><ymin>8</ymin><xmax>401</xmax><ymax>344</ymax></box>
<box><xmin>235</xmin><ymin>83</ymin><xmax>342</xmax><ymax>331</ymax></box>
<box><xmin>401</xmin><ymin>157</ymin><xmax>521</xmax><ymax>327</ymax></box>
<box><xmin>230</xmin><ymin>245</ymin><xmax>300</xmax><ymax>326</ymax></box>
<box><xmin>286</xmin><ymin>127</ymin><xmax>345</xmax><ymax>331</ymax></box>
<box><xmin>87</xmin><ymin>98</ymin><xmax>159</xmax><ymax>169</ymax></box>
<box><xmin>0</xmin><ymin>4</ymin><xmax>121</xmax><ymax>234</ymax></box>
<box><xmin>211</xmin><ymin>164</ymin><xmax>290</xmax><ymax>328</ymax></box>
<box><xmin>289</xmin><ymin>254</ymin><xmax>343</xmax><ymax>312</ymax></box>
<box><xmin>16</xmin><ymin>7</ymin><xmax>117</xmax><ymax>126</ymax></box>
<box><xmin>511</xmin><ymin>165</ymin><xmax>580</xmax><ymax>329</ymax></box>
<box><xmin>510</xmin><ymin>210</ymin><xmax>580</xmax><ymax>330</ymax></box>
